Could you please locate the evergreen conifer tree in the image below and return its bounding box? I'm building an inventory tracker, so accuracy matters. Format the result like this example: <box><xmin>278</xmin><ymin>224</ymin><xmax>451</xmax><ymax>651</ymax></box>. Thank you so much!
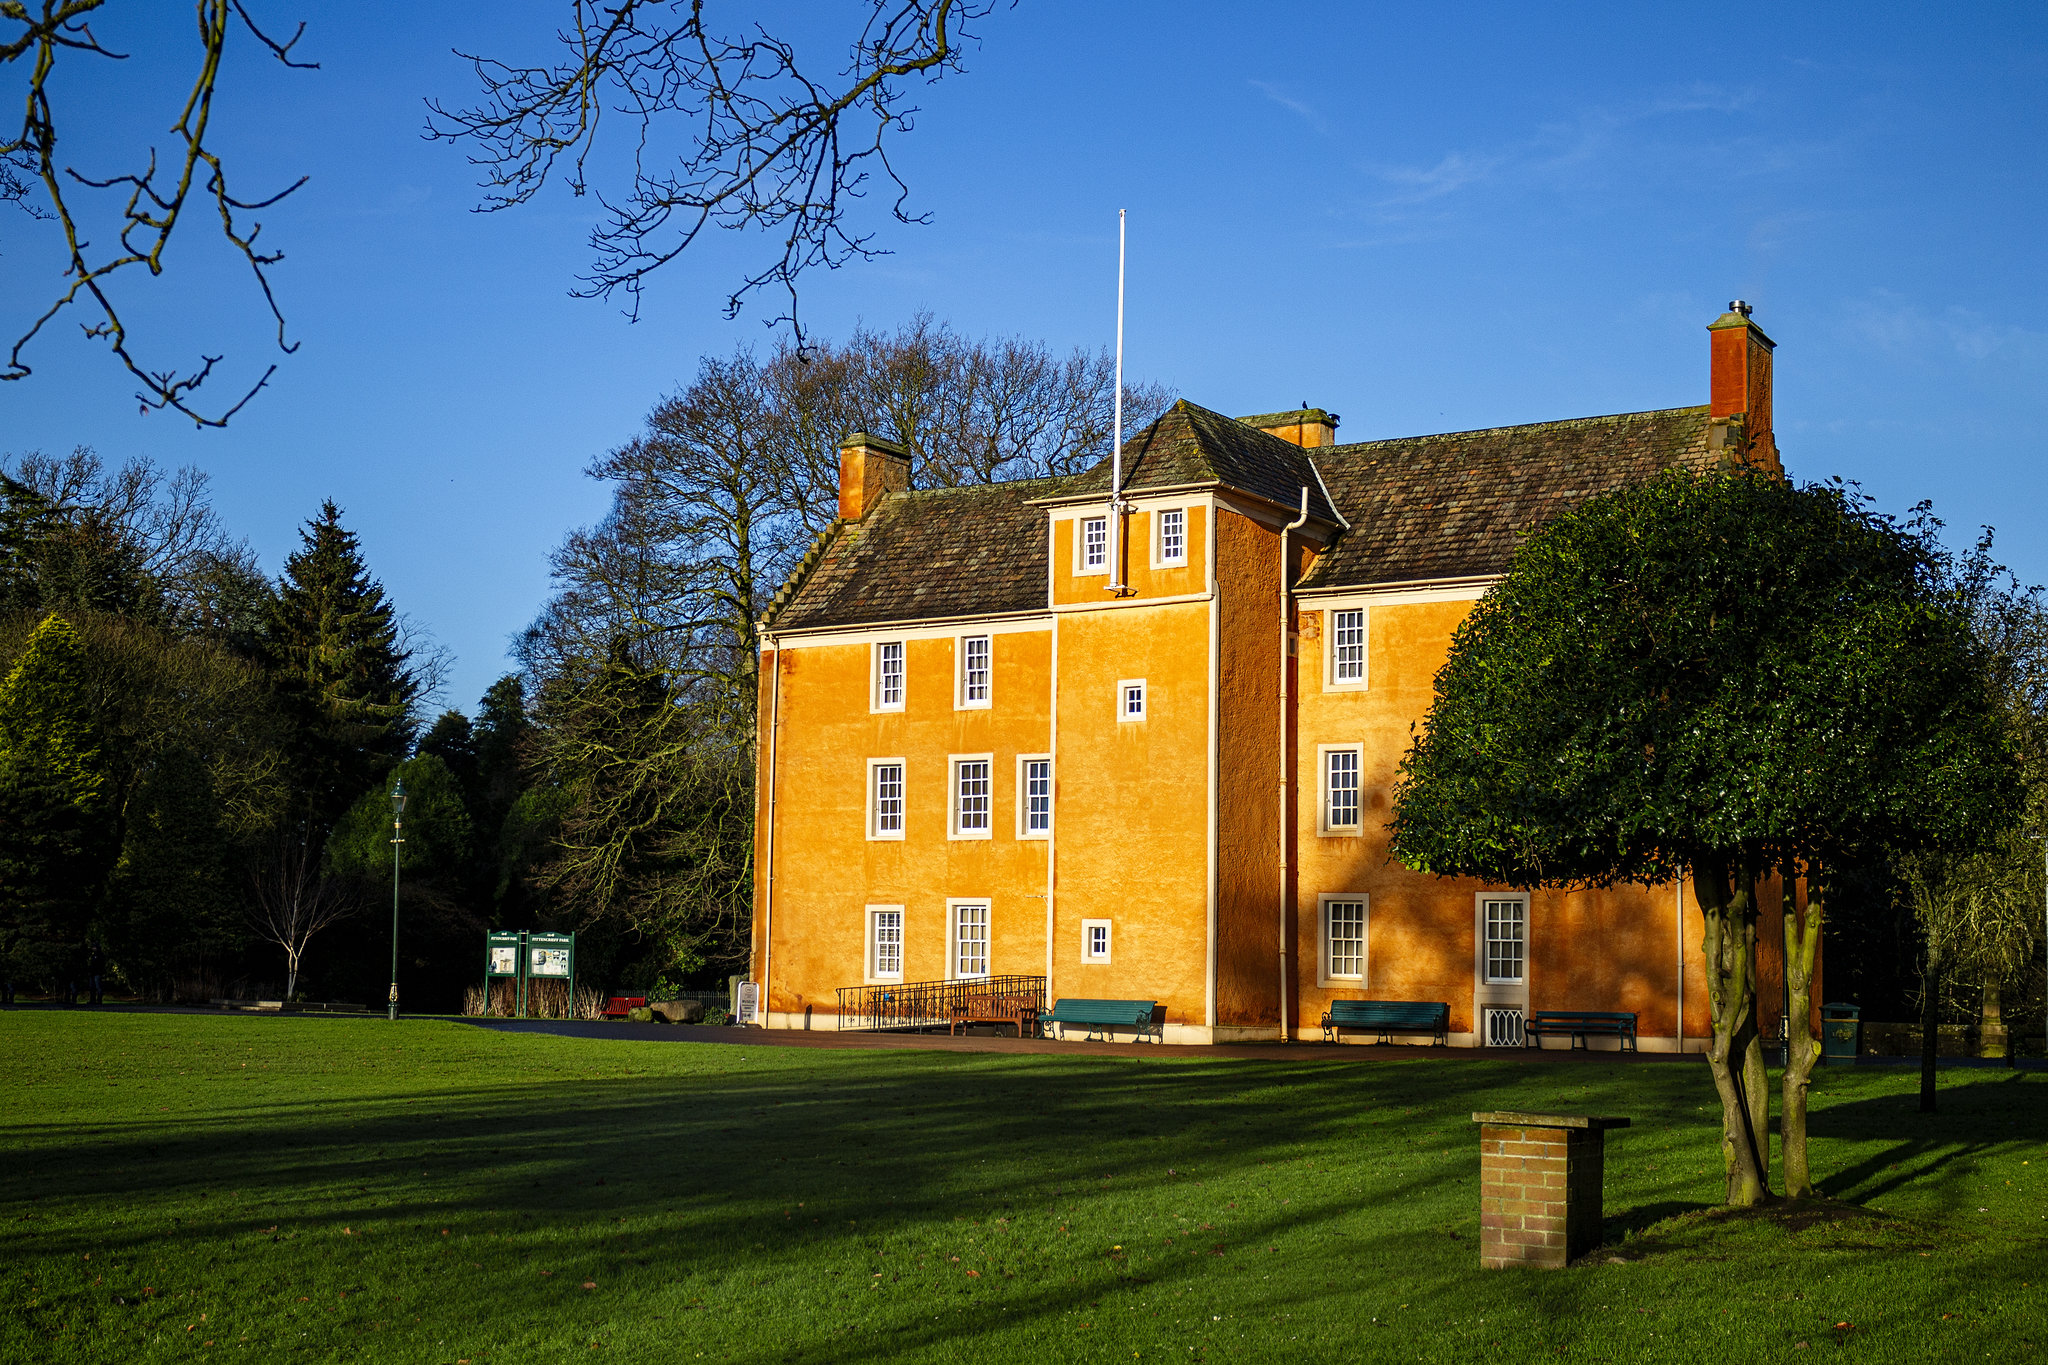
<box><xmin>266</xmin><ymin>502</ymin><xmax>418</xmax><ymax>833</ymax></box>
<box><xmin>0</xmin><ymin>614</ymin><xmax>113</xmax><ymax>988</ymax></box>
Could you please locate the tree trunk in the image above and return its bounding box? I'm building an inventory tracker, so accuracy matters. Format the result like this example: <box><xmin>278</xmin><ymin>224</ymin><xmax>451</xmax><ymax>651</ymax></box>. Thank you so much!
<box><xmin>1780</xmin><ymin>861</ymin><xmax>1824</xmax><ymax>1198</ymax></box>
<box><xmin>285</xmin><ymin>949</ymin><xmax>300</xmax><ymax>1002</ymax></box>
<box><xmin>1740</xmin><ymin>904</ymin><xmax>1770</xmax><ymax>1184</ymax></box>
<box><xmin>1697</xmin><ymin>856</ymin><xmax>1770</xmax><ymax>1205</ymax></box>
<box><xmin>1919</xmin><ymin>948</ymin><xmax>1942</xmax><ymax>1113</ymax></box>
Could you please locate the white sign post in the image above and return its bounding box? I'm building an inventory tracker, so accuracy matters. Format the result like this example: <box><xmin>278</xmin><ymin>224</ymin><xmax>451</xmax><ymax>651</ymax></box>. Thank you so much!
<box><xmin>736</xmin><ymin>981</ymin><xmax>760</xmax><ymax>1026</ymax></box>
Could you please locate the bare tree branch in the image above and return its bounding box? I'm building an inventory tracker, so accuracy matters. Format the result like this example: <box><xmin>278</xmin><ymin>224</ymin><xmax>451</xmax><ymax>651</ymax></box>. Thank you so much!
<box><xmin>426</xmin><ymin>0</ymin><xmax>996</xmax><ymax>343</ymax></box>
<box><xmin>1</xmin><ymin>2</ymin><xmax>314</xmax><ymax>426</ymax></box>
<box><xmin>248</xmin><ymin>832</ymin><xmax>354</xmax><ymax>999</ymax></box>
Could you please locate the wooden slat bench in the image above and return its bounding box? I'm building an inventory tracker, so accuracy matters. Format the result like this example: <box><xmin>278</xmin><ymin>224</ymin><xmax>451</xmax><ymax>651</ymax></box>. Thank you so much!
<box><xmin>948</xmin><ymin>993</ymin><xmax>1041</xmax><ymax>1038</ymax></box>
<box><xmin>1043</xmin><ymin>998</ymin><xmax>1162</xmax><ymax>1043</ymax></box>
<box><xmin>1321</xmin><ymin>999</ymin><xmax>1450</xmax><ymax>1045</ymax></box>
<box><xmin>602</xmin><ymin>995</ymin><xmax>646</xmax><ymax>1020</ymax></box>
<box><xmin>1524</xmin><ymin>1011</ymin><xmax>1638</xmax><ymax>1052</ymax></box>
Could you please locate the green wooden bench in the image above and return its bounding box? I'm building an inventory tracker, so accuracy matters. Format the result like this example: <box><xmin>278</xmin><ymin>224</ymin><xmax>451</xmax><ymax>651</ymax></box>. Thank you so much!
<box><xmin>1043</xmin><ymin>998</ymin><xmax>1161</xmax><ymax>1043</ymax></box>
<box><xmin>1321</xmin><ymin>999</ymin><xmax>1450</xmax><ymax>1045</ymax></box>
<box><xmin>1525</xmin><ymin>1010</ymin><xmax>1638</xmax><ymax>1052</ymax></box>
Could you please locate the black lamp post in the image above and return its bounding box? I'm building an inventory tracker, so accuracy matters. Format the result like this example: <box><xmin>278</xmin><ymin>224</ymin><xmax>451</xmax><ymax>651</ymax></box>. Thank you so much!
<box><xmin>387</xmin><ymin>778</ymin><xmax>407</xmax><ymax>1022</ymax></box>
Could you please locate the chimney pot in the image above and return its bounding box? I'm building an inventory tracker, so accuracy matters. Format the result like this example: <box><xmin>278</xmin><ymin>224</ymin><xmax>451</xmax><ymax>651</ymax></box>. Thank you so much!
<box><xmin>837</xmin><ymin>432</ymin><xmax>911</xmax><ymax>521</ymax></box>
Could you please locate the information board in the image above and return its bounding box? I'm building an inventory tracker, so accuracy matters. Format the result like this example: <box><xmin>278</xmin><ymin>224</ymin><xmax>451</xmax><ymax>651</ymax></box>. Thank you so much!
<box><xmin>486</xmin><ymin>930</ymin><xmax>521</xmax><ymax>978</ymax></box>
<box><xmin>736</xmin><ymin>980</ymin><xmax>759</xmax><ymax>1025</ymax></box>
<box><xmin>528</xmin><ymin>932</ymin><xmax>574</xmax><ymax>979</ymax></box>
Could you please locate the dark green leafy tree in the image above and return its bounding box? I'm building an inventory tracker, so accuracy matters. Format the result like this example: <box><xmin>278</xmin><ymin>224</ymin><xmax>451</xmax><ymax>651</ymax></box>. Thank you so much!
<box><xmin>525</xmin><ymin>640</ymin><xmax>750</xmax><ymax>984</ymax></box>
<box><xmin>419</xmin><ymin>711</ymin><xmax>481</xmax><ymax>808</ymax></box>
<box><xmin>266</xmin><ymin>502</ymin><xmax>420</xmax><ymax>833</ymax></box>
<box><xmin>325</xmin><ymin>754</ymin><xmax>477</xmax><ymax>1005</ymax></box>
<box><xmin>1390</xmin><ymin>469</ymin><xmax>2020</xmax><ymax>1205</ymax></box>
<box><xmin>328</xmin><ymin>755</ymin><xmax>473</xmax><ymax>891</ymax></box>
<box><xmin>1894</xmin><ymin>535</ymin><xmax>2048</xmax><ymax>1107</ymax></box>
<box><xmin>473</xmin><ymin>675</ymin><xmax>532</xmax><ymax>814</ymax></box>
<box><xmin>0</xmin><ymin>614</ymin><xmax>112</xmax><ymax>988</ymax></box>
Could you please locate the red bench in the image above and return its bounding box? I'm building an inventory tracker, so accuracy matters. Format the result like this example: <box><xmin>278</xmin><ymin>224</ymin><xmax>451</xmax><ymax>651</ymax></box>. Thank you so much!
<box><xmin>602</xmin><ymin>995</ymin><xmax>646</xmax><ymax>1019</ymax></box>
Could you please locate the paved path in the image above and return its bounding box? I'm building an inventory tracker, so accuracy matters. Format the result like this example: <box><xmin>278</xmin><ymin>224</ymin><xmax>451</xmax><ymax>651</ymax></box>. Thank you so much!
<box><xmin>457</xmin><ymin>1016</ymin><xmax>1704</xmax><ymax>1063</ymax></box>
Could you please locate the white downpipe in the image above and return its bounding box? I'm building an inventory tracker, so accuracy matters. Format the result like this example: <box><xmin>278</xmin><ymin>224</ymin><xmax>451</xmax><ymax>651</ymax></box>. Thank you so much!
<box><xmin>1046</xmin><ymin>617</ymin><xmax>1059</xmax><ymax>999</ymax></box>
<box><xmin>1107</xmin><ymin>209</ymin><xmax>1128</xmax><ymax>595</ymax></box>
<box><xmin>1675</xmin><ymin>874</ymin><xmax>1685</xmax><ymax>1054</ymax></box>
<box><xmin>761</xmin><ymin>633</ymin><xmax>782</xmax><ymax>1026</ymax></box>
<box><xmin>1278</xmin><ymin>487</ymin><xmax>1310</xmax><ymax>1042</ymax></box>
<box><xmin>1205</xmin><ymin>502</ymin><xmax>1220</xmax><ymax>1031</ymax></box>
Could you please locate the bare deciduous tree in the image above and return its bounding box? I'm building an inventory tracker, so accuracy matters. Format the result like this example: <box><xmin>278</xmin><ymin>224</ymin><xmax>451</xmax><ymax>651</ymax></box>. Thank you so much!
<box><xmin>516</xmin><ymin>316</ymin><xmax>1165</xmax><ymax>974</ymax></box>
<box><xmin>427</xmin><ymin>1</ymin><xmax>997</xmax><ymax>340</ymax></box>
<box><xmin>2</xmin><ymin>2</ymin><xmax>313</xmax><ymax>425</ymax></box>
<box><xmin>247</xmin><ymin>834</ymin><xmax>353</xmax><ymax>999</ymax></box>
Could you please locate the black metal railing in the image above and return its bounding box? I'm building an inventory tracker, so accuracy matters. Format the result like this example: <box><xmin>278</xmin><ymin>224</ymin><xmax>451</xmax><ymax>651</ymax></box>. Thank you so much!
<box><xmin>835</xmin><ymin>975</ymin><xmax>1046</xmax><ymax>1032</ymax></box>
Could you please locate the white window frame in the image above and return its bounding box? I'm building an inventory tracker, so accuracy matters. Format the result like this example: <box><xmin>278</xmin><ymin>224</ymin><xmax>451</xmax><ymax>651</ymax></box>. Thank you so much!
<box><xmin>866</xmin><ymin>758</ymin><xmax>906</xmax><ymax>841</ymax></box>
<box><xmin>1117</xmin><ymin>678</ymin><xmax>1147</xmax><ymax>722</ymax></box>
<box><xmin>871</xmin><ymin>640</ymin><xmax>906</xmax><ymax>712</ymax></box>
<box><xmin>948</xmin><ymin>753</ymin><xmax>994</xmax><ymax>840</ymax></box>
<box><xmin>1076</xmin><ymin>515</ymin><xmax>1109</xmax><ymax>575</ymax></box>
<box><xmin>865</xmin><ymin>905</ymin><xmax>905</xmax><ymax>982</ymax></box>
<box><xmin>1016</xmin><ymin>754</ymin><xmax>1052</xmax><ymax>840</ymax></box>
<box><xmin>1325</xmin><ymin>607</ymin><xmax>1368</xmax><ymax>690</ymax></box>
<box><xmin>948</xmin><ymin>899</ymin><xmax>991</xmax><ymax>980</ymax></box>
<box><xmin>1318</xmin><ymin>894</ymin><xmax>1369</xmax><ymax>985</ymax></box>
<box><xmin>1481</xmin><ymin>894</ymin><xmax>1528</xmax><ymax>986</ymax></box>
<box><xmin>1317</xmin><ymin>743</ymin><xmax>1364</xmax><ymax>835</ymax></box>
<box><xmin>955</xmin><ymin>633</ymin><xmax>992</xmax><ymax>710</ymax></box>
<box><xmin>1153</xmin><ymin>506</ymin><xmax>1188</xmax><ymax>568</ymax></box>
<box><xmin>1080</xmin><ymin>918</ymin><xmax>1112</xmax><ymax>964</ymax></box>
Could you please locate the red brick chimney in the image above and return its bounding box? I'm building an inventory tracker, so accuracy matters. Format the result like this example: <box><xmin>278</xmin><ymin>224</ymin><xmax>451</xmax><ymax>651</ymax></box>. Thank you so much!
<box><xmin>1707</xmin><ymin>302</ymin><xmax>1779</xmax><ymax>470</ymax></box>
<box><xmin>837</xmin><ymin>432</ymin><xmax>911</xmax><ymax>521</ymax></box>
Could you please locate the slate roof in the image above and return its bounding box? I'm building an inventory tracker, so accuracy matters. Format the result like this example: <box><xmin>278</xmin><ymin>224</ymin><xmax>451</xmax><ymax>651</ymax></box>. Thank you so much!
<box><xmin>764</xmin><ymin>477</ymin><xmax>1061</xmax><ymax>631</ymax></box>
<box><xmin>1057</xmin><ymin>400</ymin><xmax>1340</xmax><ymax>522</ymax></box>
<box><xmin>761</xmin><ymin>402</ymin><xmax>1719</xmax><ymax>631</ymax></box>
<box><xmin>1296</xmin><ymin>406</ymin><xmax>1715</xmax><ymax>589</ymax></box>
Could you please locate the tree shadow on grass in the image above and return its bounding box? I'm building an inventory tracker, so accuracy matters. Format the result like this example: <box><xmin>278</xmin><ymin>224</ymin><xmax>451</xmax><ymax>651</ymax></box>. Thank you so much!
<box><xmin>1805</xmin><ymin>1069</ymin><xmax>2045</xmax><ymax>1207</ymax></box>
<box><xmin>8</xmin><ymin>1037</ymin><xmax>2035</xmax><ymax>1363</ymax></box>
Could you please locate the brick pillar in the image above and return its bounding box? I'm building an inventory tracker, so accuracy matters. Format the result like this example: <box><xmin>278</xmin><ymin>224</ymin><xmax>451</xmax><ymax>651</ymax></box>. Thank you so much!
<box><xmin>1472</xmin><ymin>1111</ymin><xmax>1630</xmax><ymax>1269</ymax></box>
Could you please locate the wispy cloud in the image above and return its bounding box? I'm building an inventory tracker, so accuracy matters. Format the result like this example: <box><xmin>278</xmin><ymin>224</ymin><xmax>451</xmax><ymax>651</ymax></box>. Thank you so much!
<box><xmin>1341</xmin><ymin>83</ymin><xmax>1769</xmax><ymax>232</ymax></box>
<box><xmin>1843</xmin><ymin>291</ymin><xmax>2045</xmax><ymax>363</ymax></box>
<box><xmin>1249</xmin><ymin>80</ymin><xmax>1330</xmax><ymax>136</ymax></box>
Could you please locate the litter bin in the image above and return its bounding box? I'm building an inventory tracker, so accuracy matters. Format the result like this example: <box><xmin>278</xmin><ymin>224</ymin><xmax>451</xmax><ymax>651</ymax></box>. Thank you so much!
<box><xmin>1821</xmin><ymin>1003</ymin><xmax>1861</xmax><ymax>1063</ymax></box>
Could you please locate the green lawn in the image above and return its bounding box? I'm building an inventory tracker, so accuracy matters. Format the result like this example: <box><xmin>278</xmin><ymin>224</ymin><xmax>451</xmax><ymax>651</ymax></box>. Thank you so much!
<box><xmin>3</xmin><ymin>1013</ymin><xmax>2043</xmax><ymax>1364</ymax></box>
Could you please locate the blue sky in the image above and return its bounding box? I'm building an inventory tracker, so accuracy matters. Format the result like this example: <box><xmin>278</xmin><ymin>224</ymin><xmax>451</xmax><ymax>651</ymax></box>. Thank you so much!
<box><xmin>4</xmin><ymin>2</ymin><xmax>2044</xmax><ymax>713</ymax></box>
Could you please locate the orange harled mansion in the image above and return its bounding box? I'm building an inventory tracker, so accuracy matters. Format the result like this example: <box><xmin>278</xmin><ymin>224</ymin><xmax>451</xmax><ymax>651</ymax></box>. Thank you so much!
<box><xmin>752</xmin><ymin>306</ymin><xmax>1795</xmax><ymax>1046</ymax></box>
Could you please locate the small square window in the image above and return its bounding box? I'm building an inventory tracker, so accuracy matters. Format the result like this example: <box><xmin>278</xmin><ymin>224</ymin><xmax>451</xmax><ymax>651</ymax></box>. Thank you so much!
<box><xmin>1157</xmin><ymin>508</ymin><xmax>1186</xmax><ymax>565</ymax></box>
<box><xmin>1117</xmin><ymin>679</ymin><xmax>1146</xmax><ymax>721</ymax></box>
<box><xmin>1081</xmin><ymin>918</ymin><xmax>1112</xmax><ymax>963</ymax></box>
<box><xmin>958</xmin><ymin>635</ymin><xmax>991</xmax><ymax>708</ymax></box>
<box><xmin>1081</xmin><ymin>516</ymin><xmax>1108</xmax><ymax>571</ymax></box>
<box><xmin>874</xmin><ymin>641</ymin><xmax>905</xmax><ymax>711</ymax></box>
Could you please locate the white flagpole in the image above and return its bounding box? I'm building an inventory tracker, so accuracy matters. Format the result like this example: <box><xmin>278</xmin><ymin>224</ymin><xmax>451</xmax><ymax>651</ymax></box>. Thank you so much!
<box><xmin>1108</xmin><ymin>208</ymin><xmax>1127</xmax><ymax>594</ymax></box>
